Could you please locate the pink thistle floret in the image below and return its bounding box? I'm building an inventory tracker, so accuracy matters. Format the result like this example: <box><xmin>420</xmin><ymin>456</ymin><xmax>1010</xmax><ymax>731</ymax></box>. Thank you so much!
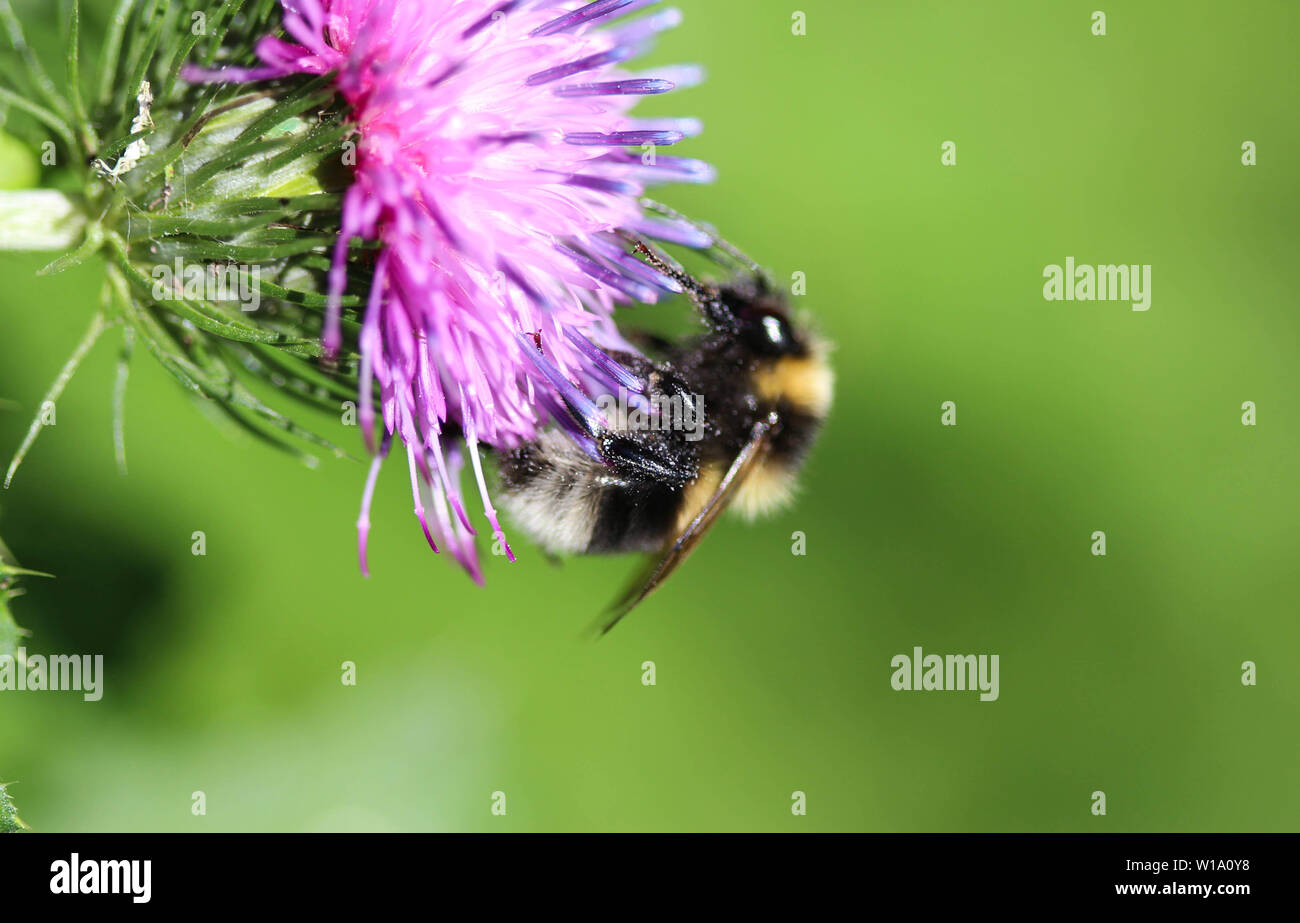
<box><xmin>185</xmin><ymin>0</ymin><xmax>714</xmax><ymax>581</ymax></box>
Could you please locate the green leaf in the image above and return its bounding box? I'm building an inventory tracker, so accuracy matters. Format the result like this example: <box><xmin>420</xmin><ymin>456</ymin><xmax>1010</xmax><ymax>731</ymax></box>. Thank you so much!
<box><xmin>107</xmin><ymin>269</ymin><xmax>346</xmax><ymax>463</ymax></box>
<box><xmin>157</xmin><ymin>19</ymin><xmax>204</xmax><ymax>104</ymax></box>
<box><xmin>0</xmin><ymin>782</ymin><xmax>28</xmax><ymax>833</ymax></box>
<box><xmin>0</xmin><ymin>0</ymin><xmax>71</xmax><ymax>124</ymax></box>
<box><xmin>105</xmin><ymin>232</ymin><xmax>316</xmax><ymax>349</ymax></box>
<box><xmin>64</xmin><ymin>0</ymin><xmax>95</xmax><ymax>153</ymax></box>
<box><xmin>0</xmin><ymin>504</ymin><xmax>39</xmax><ymax>850</ymax></box>
<box><xmin>199</xmin><ymin>0</ymin><xmax>249</xmax><ymax>69</ymax></box>
<box><xmin>95</xmin><ymin>0</ymin><xmax>136</xmax><ymax>106</ymax></box>
<box><xmin>3</xmin><ymin>311</ymin><xmax>106</xmax><ymax>489</ymax></box>
<box><xmin>0</xmin><ymin>85</ymin><xmax>78</xmax><ymax>156</ymax></box>
<box><xmin>36</xmin><ymin>220</ymin><xmax>101</xmax><ymax>272</ymax></box>
<box><xmin>0</xmin><ymin>529</ymin><xmax>46</xmax><ymax>671</ymax></box>
<box><xmin>230</xmin><ymin>76</ymin><xmax>334</xmax><ymax>147</ymax></box>
<box><xmin>0</xmin><ymin>591</ymin><xmax>21</xmax><ymax>662</ymax></box>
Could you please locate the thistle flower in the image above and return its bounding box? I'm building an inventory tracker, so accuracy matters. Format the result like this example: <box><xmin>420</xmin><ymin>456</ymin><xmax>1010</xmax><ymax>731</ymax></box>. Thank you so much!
<box><xmin>185</xmin><ymin>0</ymin><xmax>714</xmax><ymax>581</ymax></box>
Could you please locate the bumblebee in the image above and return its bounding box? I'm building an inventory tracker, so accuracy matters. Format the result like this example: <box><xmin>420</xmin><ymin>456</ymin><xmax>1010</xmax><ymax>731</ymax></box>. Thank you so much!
<box><xmin>497</xmin><ymin>208</ymin><xmax>833</xmax><ymax>632</ymax></box>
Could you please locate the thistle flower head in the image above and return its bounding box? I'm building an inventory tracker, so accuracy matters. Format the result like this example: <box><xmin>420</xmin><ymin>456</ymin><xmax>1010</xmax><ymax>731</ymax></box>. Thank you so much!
<box><xmin>186</xmin><ymin>0</ymin><xmax>713</xmax><ymax>581</ymax></box>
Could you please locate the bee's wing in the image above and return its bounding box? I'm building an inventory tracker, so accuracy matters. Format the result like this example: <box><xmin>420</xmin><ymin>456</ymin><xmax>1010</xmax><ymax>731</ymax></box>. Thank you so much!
<box><xmin>596</xmin><ymin>416</ymin><xmax>777</xmax><ymax>636</ymax></box>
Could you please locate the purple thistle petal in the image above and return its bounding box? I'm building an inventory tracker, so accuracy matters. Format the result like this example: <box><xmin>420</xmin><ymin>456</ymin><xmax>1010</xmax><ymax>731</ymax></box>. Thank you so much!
<box><xmin>535</xmin><ymin>390</ymin><xmax>601</xmax><ymax>461</ymax></box>
<box><xmin>555</xmin><ymin>243</ymin><xmax>659</xmax><ymax>303</ymax></box>
<box><xmin>564</xmin><ymin>130</ymin><xmax>684</xmax><ymax>146</ymax></box>
<box><xmin>423</xmin><ymin>454</ymin><xmax>482</xmax><ymax>584</ymax></box>
<box><xmin>562</xmin><ymin>173</ymin><xmax>642</xmax><ymax>196</ymax></box>
<box><xmin>628</xmin><ymin>116</ymin><xmax>703</xmax><ymax>137</ymax></box>
<box><xmin>324</xmin><ymin>183</ymin><xmax>367</xmax><ymax>359</ymax></box>
<box><xmin>461</xmin><ymin>0</ymin><xmax>525</xmax><ymax>40</ymax></box>
<box><xmin>180</xmin><ymin>63</ymin><xmax>287</xmax><ymax>83</ymax></box>
<box><xmin>587</xmin><ymin>233</ymin><xmax>683</xmax><ymax>293</ymax></box>
<box><xmin>554</xmin><ymin>78</ymin><xmax>674</xmax><ymax>97</ymax></box>
<box><xmin>610</xmin><ymin>6</ymin><xmax>683</xmax><ymax>44</ymax></box>
<box><xmin>406</xmin><ymin>442</ymin><xmax>440</xmax><ymax>553</ymax></box>
<box><xmin>426</xmin><ymin>435</ymin><xmax>473</xmax><ymax>534</ymax></box>
<box><xmin>631</xmin><ymin>64</ymin><xmax>703</xmax><ymax>90</ymax></box>
<box><xmin>356</xmin><ymin>433</ymin><xmax>392</xmax><ymax>577</ymax></box>
<box><xmin>564</xmin><ymin>327</ymin><xmax>646</xmax><ymax>393</ymax></box>
<box><xmin>357</xmin><ymin>250</ymin><xmax>388</xmax><ymax>455</ymax></box>
<box><xmin>632</xmin><ymin>215</ymin><xmax>714</xmax><ymax>249</ymax></box>
<box><xmin>635</xmin><ymin>157</ymin><xmax>716</xmax><ymax>184</ymax></box>
<box><xmin>531</xmin><ymin>0</ymin><xmax>641</xmax><ymax>38</ymax></box>
<box><xmin>465</xmin><ymin>430</ymin><xmax>515</xmax><ymax>564</ymax></box>
<box><xmin>598</xmin><ymin>150</ymin><xmax>715</xmax><ymax>183</ymax></box>
<box><xmin>517</xmin><ymin>332</ymin><xmax>608</xmax><ymax>435</ymax></box>
<box><xmin>525</xmin><ymin>44</ymin><xmax>641</xmax><ymax>86</ymax></box>
<box><xmin>443</xmin><ymin>444</ymin><xmax>485</xmax><ymax>583</ymax></box>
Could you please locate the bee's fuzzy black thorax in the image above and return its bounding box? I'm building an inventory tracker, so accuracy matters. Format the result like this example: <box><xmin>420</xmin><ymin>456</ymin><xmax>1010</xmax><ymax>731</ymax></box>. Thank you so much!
<box><xmin>666</xmin><ymin>323</ymin><xmax>831</xmax><ymax>470</ymax></box>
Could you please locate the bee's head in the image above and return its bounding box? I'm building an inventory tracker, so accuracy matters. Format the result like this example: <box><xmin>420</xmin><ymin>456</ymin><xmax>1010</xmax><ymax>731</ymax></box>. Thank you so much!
<box><xmin>721</xmin><ymin>286</ymin><xmax>806</xmax><ymax>358</ymax></box>
<box><xmin>725</xmin><ymin>284</ymin><xmax>833</xmax><ymax>424</ymax></box>
<box><xmin>625</xmin><ymin>228</ymin><xmax>811</xmax><ymax>359</ymax></box>
<box><xmin>740</xmin><ymin>307</ymin><xmax>803</xmax><ymax>357</ymax></box>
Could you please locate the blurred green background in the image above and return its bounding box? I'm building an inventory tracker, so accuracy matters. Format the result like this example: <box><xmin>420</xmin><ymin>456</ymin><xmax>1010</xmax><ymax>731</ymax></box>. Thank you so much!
<box><xmin>0</xmin><ymin>0</ymin><xmax>1297</xmax><ymax>831</ymax></box>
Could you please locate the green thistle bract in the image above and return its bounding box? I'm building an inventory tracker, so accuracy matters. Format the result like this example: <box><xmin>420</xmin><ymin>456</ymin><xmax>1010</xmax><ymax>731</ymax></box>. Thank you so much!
<box><xmin>1</xmin><ymin>0</ymin><xmax>365</xmax><ymax>479</ymax></box>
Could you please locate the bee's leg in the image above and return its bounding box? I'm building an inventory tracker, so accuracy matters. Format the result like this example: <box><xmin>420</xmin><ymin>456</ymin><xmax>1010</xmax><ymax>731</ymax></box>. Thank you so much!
<box><xmin>520</xmin><ymin>333</ymin><xmax>699</xmax><ymax>487</ymax></box>
<box><xmin>639</xmin><ymin>197</ymin><xmax>764</xmax><ymax>280</ymax></box>
<box><xmin>535</xmin><ymin>379</ymin><xmax>697</xmax><ymax>487</ymax></box>
<box><xmin>622</xmin><ymin>235</ymin><xmax>738</xmax><ymax>333</ymax></box>
<box><xmin>597</xmin><ymin>414</ymin><xmax>778</xmax><ymax>635</ymax></box>
<box><xmin>597</xmin><ymin>429</ymin><xmax>698</xmax><ymax>486</ymax></box>
<box><xmin>616</xmin><ymin>232</ymin><xmax>706</xmax><ymax>297</ymax></box>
